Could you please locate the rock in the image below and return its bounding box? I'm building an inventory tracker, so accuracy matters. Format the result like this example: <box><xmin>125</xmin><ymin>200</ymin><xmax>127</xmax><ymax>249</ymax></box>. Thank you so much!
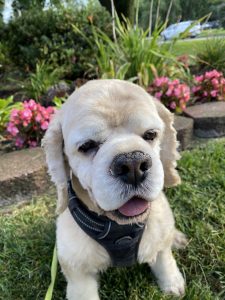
<box><xmin>43</xmin><ymin>81</ymin><xmax>73</xmax><ymax>105</ymax></box>
<box><xmin>184</xmin><ymin>102</ymin><xmax>225</xmax><ymax>138</ymax></box>
<box><xmin>0</xmin><ymin>147</ymin><xmax>53</xmax><ymax>207</ymax></box>
<box><xmin>174</xmin><ymin>115</ymin><xmax>194</xmax><ymax>150</ymax></box>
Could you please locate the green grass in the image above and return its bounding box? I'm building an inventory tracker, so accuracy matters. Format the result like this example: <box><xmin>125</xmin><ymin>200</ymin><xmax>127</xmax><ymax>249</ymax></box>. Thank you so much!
<box><xmin>172</xmin><ymin>39</ymin><xmax>207</xmax><ymax>56</ymax></box>
<box><xmin>171</xmin><ymin>36</ymin><xmax>225</xmax><ymax>57</ymax></box>
<box><xmin>0</xmin><ymin>140</ymin><xmax>225</xmax><ymax>300</ymax></box>
<box><xmin>199</xmin><ymin>29</ymin><xmax>225</xmax><ymax>38</ymax></box>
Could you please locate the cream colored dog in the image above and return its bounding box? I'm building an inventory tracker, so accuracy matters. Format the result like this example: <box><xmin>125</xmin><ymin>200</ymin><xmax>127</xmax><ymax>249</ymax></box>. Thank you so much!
<box><xmin>43</xmin><ymin>79</ymin><xmax>187</xmax><ymax>300</ymax></box>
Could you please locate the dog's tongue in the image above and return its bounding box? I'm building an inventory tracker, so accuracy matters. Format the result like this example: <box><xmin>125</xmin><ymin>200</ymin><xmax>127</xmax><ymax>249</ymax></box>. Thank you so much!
<box><xmin>118</xmin><ymin>197</ymin><xmax>149</xmax><ymax>217</ymax></box>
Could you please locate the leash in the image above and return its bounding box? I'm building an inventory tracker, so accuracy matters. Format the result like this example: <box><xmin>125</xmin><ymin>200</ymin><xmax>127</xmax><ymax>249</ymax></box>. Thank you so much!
<box><xmin>44</xmin><ymin>244</ymin><xmax>58</xmax><ymax>300</ymax></box>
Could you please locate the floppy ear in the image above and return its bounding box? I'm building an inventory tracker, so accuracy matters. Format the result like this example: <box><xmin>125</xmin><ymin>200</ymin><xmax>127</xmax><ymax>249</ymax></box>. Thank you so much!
<box><xmin>42</xmin><ymin>111</ymin><xmax>69</xmax><ymax>214</ymax></box>
<box><xmin>154</xmin><ymin>99</ymin><xmax>181</xmax><ymax>187</ymax></box>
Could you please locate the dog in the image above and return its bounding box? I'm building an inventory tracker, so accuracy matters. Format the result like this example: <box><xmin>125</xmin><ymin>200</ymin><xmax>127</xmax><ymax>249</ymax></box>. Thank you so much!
<box><xmin>42</xmin><ymin>79</ymin><xmax>187</xmax><ymax>300</ymax></box>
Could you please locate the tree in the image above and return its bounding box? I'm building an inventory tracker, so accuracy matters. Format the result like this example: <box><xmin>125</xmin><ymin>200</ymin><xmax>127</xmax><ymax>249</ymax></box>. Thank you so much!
<box><xmin>0</xmin><ymin>0</ymin><xmax>4</xmax><ymax>20</ymax></box>
<box><xmin>209</xmin><ymin>0</ymin><xmax>225</xmax><ymax>27</ymax></box>
<box><xmin>12</xmin><ymin>0</ymin><xmax>45</xmax><ymax>17</ymax></box>
<box><xmin>179</xmin><ymin>0</ymin><xmax>210</xmax><ymax>20</ymax></box>
<box><xmin>139</xmin><ymin>0</ymin><xmax>182</xmax><ymax>30</ymax></box>
<box><xmin>11</xmin><ymin>0</ymin><xmax>61</xmax><ymax>17</ymax></box>
<box><xmin>98</xmin><ymin>0</ymin><xmax>136</xmax><ymax>24</ymax></box>
<box><xmin>139</xmin><ymin>0</ymin><xmax>225</xmax><ymax>30</ymax></box>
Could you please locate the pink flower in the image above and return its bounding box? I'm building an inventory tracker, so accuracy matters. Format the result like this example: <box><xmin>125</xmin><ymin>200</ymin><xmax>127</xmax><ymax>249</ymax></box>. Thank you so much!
<box><xmin>166</xmin><ymin>87</ymin><xmax>173</xmax><ymax>97</ymax></box>
<box><xmin>28</xmin><ymin>140</ymin><xmax>37</xmax><ymax>147</ymax></box>
<box><xmin>35</xmin><ymin>113</ymin><xmax>42</xmax><ymax>122</ymax></box>
<box><xmin>41</xmin><ymin>121</ymin><xmax>49</xmax><ymax>130</ymax></box>
<box><xmin>7</xmin><ymin>99</ymin><xmax>56</xmax><ymax>149</ymax></box>
<box><xmin>46</xmin><ymin>106</ymin><xmax>56</xmax><ymax>114</ymax></box>
<box><xmin>15</xmin><ymin>137</ymin><xmax>24</xmax><ymax>148</ymax></box>
<box><xmin>147</xmin><ymin>76</ymin><xmax>190</xmax><ymax>112</ymax></box>
<box><xmin>172</xmin><ymin>79</ymin><xmax>179</xmax><ymax>85</ymax></box>
<box><xmin>210</xmin><ymin>90</ymin><xmax>217</xmax><ymax>97</ymax></box>
<box><xmin>154</xmin><ymin>77</ymin><xmax>169</xmax><ymax>87</ymax></box>
<box><xmin>21</xmin><ymin>109</ymin><xmax>32</xmax><ymax>120</ymax></box>
<box><xmin>211</xmin><ymin>78</ymin><xmax>219</xmax><ymax>88</ymax></box>
<box><xmin>7</xmin><ymin>123</ymin><xmax>19</xmax><ymax>136</ymax></box>
<box><xmin>174</xmin><ymin>87</ymin><xmax>181</xmax><ymax>98</ymax></box>
<box><xmin>192</xmin><ymin>86</ymin><xmax>201</xmax><ymax>93</ymax></box>
<box><xmin>184</xmin><ymin>93</ymin><xmax>190</xmax><ymax>102</ymax></box>
<box><xmin>192</xmin><ymin>69</ymin><xmax>225</xmax><ymax>103</ymax></box>
<box><xmin>195</xmin><ymin>75</ymin><xmax>203</xmax><ymax>82</ymax></box>
<box><xmin>11</xmin><ymin>109</ymin><xmax>19</xmax><ymax>118</ymax></box>
<box><xmin>23</xmin><ymin>121</ymin><xmax>29</xmax><ymax>127</ymax></box>
<box><xmin>155</xmin><ymin>92</ymin><xmax>162</xmax><ymax>99</ymax></box>
<box><xmin>28</xmin><ymin>99</ymin><xmax>37</xmax><ymax>110</ymax></box>
<box><xmin>169</xmin><ymin>101</ymin><xmax>176</xmax><ymax>110</ymax></box>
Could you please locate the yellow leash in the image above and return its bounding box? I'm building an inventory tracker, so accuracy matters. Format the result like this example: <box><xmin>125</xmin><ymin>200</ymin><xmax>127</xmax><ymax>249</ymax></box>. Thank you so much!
<box><xmin>44</xmin><ymin>244</ymin><xmax>58</xmax><ymax>300</ymax></box>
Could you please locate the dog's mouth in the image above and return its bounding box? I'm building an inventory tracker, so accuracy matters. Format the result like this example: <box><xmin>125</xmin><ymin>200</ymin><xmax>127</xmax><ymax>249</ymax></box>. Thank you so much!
<box><xmin>117</xmin><ymin>197</ymin><xmax>149</xmax><ymax>217</ymax></box>
<box><xmin>105</xmin><ymin>196</ymin><xmax>150</xmax><ymax>224</ymax></box>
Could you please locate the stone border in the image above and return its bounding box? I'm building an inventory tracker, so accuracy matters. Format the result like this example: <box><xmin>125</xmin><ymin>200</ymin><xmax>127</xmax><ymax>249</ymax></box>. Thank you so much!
<box><xmin>0</xmin><ymin>148</ymin><xmax>52</xmax><ymax>207</ymax></box>
<box><xmin>184</xmin><ymin>102</ymin><xmax>225</xmax><ymax>138</ymax></box>
<box><xmin>174</xmin><ymin>115</ymin><xmax>193</xmax><ymax>150</ymax></box>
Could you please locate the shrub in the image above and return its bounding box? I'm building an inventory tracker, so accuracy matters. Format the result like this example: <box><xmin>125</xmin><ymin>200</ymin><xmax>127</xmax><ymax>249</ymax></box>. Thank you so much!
<box><xmin>147</xmin><ymin>77</ymin><xmax>190</xmax><ymax>112</ymax></box>
<box><xmin>196</xmin><ymin>38</ymin><xmax>225</xmax><ymax>74</ymax></box>
<box><xmin>0</xmin><ymin>41</ymin><xmax>11</xmax><ymax>74</ymax></box>
<box><xmin>4</xmin><ymin>5</ymin><xmax>111</xmax><ymax>78</ymax></box>
<box><xmin>192</xmin><ymin>69</ymin><xmax>225</xmax><ymax>103</ymax></box>
<box><xmin>7</xmin><ymin>99</ymin><xmax>55</xmax><ymax>148</ymax></box>
<box><xmin>22</xmin><ymin>61</ymin><xmax>64</xmax><ymax>102</ymax></box>
<box><xmin>0</xmin><ymin>96</ymin><xmax>22</xmax><ymax>134</ymax></box>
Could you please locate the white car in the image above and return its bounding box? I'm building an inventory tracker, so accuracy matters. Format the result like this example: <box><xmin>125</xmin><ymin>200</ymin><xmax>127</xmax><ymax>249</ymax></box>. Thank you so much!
<box><xmin>161</xmin><ymin>21</ymin><xmax>201</xmax><ymax>40</ymax></box>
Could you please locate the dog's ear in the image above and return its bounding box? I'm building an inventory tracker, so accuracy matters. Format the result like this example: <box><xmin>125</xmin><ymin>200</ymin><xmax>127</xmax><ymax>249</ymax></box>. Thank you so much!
<box><xmin>154</xmin><ymin>99</ymin><xmax>181</xmax><ymax>187</ymax></box>
<box><xmin>42</xmin><ymin>111</ymin><xmax>69</xmax><ymax>214</ymax></box>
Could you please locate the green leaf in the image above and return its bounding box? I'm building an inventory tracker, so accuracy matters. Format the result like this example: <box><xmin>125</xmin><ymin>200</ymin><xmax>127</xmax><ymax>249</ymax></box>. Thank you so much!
<box><xmin>116</xmin><ymin>63</ymin><xmax>131</xmax><ymax>80</ymax></box>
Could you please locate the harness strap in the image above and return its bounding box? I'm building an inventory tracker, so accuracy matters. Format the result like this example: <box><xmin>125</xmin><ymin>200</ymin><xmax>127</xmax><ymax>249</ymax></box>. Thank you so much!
<box><xmin>67</xmin><ymin>180</ymin><xmax>146</xmax><ymax>267</ymax></box>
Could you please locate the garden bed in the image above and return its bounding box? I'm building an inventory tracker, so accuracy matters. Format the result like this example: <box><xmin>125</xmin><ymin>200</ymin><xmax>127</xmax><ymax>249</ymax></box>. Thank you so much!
<box><xmin>0</xmin><ymin>140</ymin><xmax>224</xmax><ymax>299</ymax></box>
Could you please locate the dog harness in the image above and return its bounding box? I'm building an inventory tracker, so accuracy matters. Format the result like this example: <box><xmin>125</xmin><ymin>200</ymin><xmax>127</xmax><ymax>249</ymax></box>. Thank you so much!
<box><xmin>67</xmin><ymin>180</ymin><xmax>146</xmax><ymax>267</ymax></box>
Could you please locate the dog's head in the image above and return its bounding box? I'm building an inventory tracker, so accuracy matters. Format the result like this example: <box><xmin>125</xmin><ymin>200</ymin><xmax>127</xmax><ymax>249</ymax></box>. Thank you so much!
<box><xmin>43</xmin><ymin>80</ymin><xmax>180</xmax><ymax>223</ymax></box>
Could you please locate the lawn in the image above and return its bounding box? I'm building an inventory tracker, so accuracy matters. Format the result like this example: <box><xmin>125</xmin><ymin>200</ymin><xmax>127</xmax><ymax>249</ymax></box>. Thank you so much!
<box><xmin>0</xmin><ymin>140</ymin><xmax>225</xmax><ymax>300</ymax></box>
<box><xmin>172</xmin><ymin>39</ymin><xmax>206</xmax><ymax>56</ymax></box>
<box><xmin>171</xmin><ymin>36</ymin><xmax>225</xmax><ymax>57</ymax></box>
<box><xmin>199</xmin><ymin>29</ymin><xmax>225</xmax><ymax>38</ymax></box>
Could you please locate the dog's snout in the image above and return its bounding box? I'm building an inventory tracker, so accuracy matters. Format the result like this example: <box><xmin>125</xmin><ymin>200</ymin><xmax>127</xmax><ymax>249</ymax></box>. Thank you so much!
<box><xmin>110</xmin><ymin>151</ymin><xmax>152</xmax><ymax>186</ymax></box>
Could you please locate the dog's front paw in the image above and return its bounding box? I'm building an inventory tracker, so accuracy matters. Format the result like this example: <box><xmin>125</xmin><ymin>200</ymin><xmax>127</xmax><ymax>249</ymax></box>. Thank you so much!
<box><xmin>159</xmin><ymin>271</ymin><xmax>185</xmax><ymax>296</ymax></box>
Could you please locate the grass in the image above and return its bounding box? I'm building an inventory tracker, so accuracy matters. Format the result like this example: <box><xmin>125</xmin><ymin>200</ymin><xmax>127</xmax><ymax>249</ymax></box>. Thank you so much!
<box><xmin>199</xmin><ymin>29</ymin><xmax>225</xmax><ymax>38</ymax></box>
<box><xmin>172</xmin><ymin>39</ymin><xmax>208</xmax><ymax>57</ymax></box>
<box><xmin>0</xmin><ymin>140</ymin><xmax>225</xmax><ymax>300</ymax></box>
<box><xmin>171</xmin><ymin>36</ymin><xmax>225</xmax><ymax>57</ymax></box>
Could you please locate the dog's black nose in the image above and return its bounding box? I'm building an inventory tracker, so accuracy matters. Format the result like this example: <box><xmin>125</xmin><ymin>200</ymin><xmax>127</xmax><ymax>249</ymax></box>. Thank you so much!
<box><xmin>110</xmin><ymin>151</ymin><xmax>152</xmax><ymax>186</ymax></box>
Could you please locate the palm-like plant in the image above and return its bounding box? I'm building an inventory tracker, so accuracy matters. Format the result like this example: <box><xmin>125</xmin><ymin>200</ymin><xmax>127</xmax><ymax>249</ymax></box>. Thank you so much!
<box><xmin>73</xmin><ymin>10</ymin><xmax>187</xmax><ymax>87</ymax></box>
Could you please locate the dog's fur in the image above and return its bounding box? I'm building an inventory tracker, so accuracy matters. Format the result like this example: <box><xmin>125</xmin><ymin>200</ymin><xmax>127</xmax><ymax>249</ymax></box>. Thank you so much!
<box><xmin>43</xmin><ymin>79</ymin><xmax>187</xmax><ymax>300</ymax></box>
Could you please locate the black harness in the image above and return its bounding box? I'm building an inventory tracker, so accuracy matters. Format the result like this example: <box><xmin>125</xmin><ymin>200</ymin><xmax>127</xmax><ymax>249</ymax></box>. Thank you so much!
<box><xmin>67</xmin><ymin>180</ymin><xmax>146</xmax><ymax>267</ymax></box>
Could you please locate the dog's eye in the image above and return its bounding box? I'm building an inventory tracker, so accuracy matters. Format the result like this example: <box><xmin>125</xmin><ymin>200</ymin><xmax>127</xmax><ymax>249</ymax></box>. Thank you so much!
<box><xmin>78</xmin><ymin>140</ymin><xmax>99</xmax><ymax>154</ymax></box>
<box><xmin>143</xmin><ymin>130</ymin><xmax>157</xmax><ymax>141</ymax></box>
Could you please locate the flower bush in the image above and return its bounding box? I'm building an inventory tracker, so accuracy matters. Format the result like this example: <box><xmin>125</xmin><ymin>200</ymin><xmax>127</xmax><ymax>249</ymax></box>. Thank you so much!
<box><xmin>7</xmin><ymin>99</ymin><xmax>55</xmax><ymax>148</ymax></box>
<box><xmin>4</xmin><ymin>5</ymin><xmax>111</xmax><ymax>79</ymax></box>
<box><xmin>0</xmin><ymin>96</ymin><xmax>22</xmax><ymax>134</ymax></box>
<box><xmin>192</xmin><ymin>69</ymin><xmax>225</xmax><ymax>103</ymax></box>
<box><xmin>147</xmin><ymin>77</ymin><xmax>190</xmax><ymax>112</ymax></box>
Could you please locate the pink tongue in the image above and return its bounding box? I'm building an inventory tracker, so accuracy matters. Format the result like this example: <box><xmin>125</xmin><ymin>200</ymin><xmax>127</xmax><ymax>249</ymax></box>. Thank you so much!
<box><xmin>118</xmin><ymin>197</ymin><xmax>149</xmax><ymax>217</ymax></box>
